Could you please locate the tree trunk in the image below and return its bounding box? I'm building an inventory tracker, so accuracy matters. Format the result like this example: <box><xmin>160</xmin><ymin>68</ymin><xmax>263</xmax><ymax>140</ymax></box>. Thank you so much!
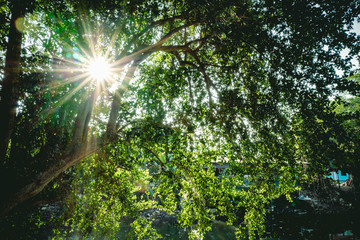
<box><xmin>0</xmin><ymin>7</ymin><xmax>186</xmax><ymax>219</ymax></box>
<box><xmin>0</xmin><ymin>91</ymin><xmax>97</xmax><ymax>218</ymax></box>
<box><xmin>0</xmin><ymin>1</ymin><xmax>25</xmax><ymax>160</ymax></box>
<box><xmin>106</xmin><ymin>57</ymin><xmax>144</xmax><ymax>137</ymax></box>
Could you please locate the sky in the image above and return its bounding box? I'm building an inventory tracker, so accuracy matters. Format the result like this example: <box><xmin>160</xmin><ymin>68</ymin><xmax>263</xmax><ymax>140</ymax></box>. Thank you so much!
<box><xmin>339</xmin><ymin>20</ymin><xmax>360</xmax><ymax>73</ymax></box>
<box><xmin>352</xmin><ymin>20</ymin><xmax>360</xmax><ymax>35</ymax></box>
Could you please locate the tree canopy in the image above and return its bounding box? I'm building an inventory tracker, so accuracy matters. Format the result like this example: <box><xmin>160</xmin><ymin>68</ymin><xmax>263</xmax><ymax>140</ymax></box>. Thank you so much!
<box><xmin>1</xmin><ymin>0</ymin><xmax>360</xmax><ymax>239</ymax></box>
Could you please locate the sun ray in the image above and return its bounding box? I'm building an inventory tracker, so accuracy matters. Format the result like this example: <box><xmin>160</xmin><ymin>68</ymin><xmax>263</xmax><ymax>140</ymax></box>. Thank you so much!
<box><xmin>49</xmin><ymin>77</ymin><xmax>92</xmax><ymax>113</ymax></box>
<box><xmin>27</xmin><ymin>9</ymin><xmax>126</xmax><ymax>130</ymax></box>
<box><xmin>86</xmin><ymin>56</ymin><xmax>112</xmax><ymax>82</ymax></box>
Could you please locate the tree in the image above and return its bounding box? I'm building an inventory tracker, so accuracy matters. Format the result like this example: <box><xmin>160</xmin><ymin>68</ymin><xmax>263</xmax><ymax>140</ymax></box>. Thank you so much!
<box><xmin>0</xmin><ymin>0</ymin><xmax>28</xmax><ymax>161</ymax></box>
<box><xmin>1</xmin><ymin>0</ymin><xmax>360</xmax><ymax>239</ymax></box>
<box><xmin>331</xmin><ymin>73</ymin><xmax>360</xmax><ymax>206</ymax></box>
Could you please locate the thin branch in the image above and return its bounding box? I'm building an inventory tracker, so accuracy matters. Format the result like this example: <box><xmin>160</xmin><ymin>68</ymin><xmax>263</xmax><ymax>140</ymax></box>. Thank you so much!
<box><xmin>156</xmin><ymin>35</ymin><xmax>210</xmax><ymax>53</ymax></box>
<box><xmin>138</xmin><ymin>144</ymin><xmax>167</xmax><ymax>170</ymax></box>
<box><xmin>172</xmin><ymin>51</ymin><xmax>195</xmax><ymax>101</ymax></box>
<box><xmin>99</xmin><ymin>149</ymin><xmax>130</xmax><ymax>171</ymax></box>
<box><xmin>204</xmin><ymin>63</ymin><xmax>239</xmax><ymax>69</ymax></box>
<box><xmin>133</xmin><ymin>15</ymin><xmax>185</xmax><ymax>42</ymax></box>
<box><xmin>186</xmin><ymin>47</ymin><xmax>215</xmax><ymax>113</ymax></box>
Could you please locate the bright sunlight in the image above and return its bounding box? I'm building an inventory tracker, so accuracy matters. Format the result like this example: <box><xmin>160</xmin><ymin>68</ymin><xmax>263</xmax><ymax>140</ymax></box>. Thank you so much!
<box><xmin>87</xmin><ymin>56</ymin><xmax>112</xmax><ymax>82</ymax></box>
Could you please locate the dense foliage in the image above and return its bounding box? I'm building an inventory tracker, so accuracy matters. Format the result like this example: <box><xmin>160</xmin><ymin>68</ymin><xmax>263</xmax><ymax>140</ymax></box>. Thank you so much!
<box><xmin>1</xmin><ymin>0</ymin><xmax>360</xmax><ymax>239</ymax></box>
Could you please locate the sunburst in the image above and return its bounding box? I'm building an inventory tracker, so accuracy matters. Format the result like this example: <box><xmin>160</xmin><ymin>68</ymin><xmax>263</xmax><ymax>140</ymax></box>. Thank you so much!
<box><xmin>31</xmin><ymin>11</ymin><xmax>130</xmax><ymax>124</ymax></box>
<box><xmin>86</xmin><ymin>56</ymin><xmax>113</xmax><ymax>83</ymax></box>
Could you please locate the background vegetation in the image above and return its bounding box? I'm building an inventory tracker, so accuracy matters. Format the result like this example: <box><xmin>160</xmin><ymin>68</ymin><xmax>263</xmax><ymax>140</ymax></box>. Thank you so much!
<box><xmin>0</xmin><ymin>0</ymin><xmax>359</xmax><ymax>239</ymax></box>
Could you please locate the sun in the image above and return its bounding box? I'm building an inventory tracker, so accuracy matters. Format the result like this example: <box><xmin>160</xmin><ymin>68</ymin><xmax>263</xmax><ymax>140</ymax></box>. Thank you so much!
<box><xmin>86</xmin><ymin>56</ymin><xmax>112</xmax><ymax>82</ymax></box>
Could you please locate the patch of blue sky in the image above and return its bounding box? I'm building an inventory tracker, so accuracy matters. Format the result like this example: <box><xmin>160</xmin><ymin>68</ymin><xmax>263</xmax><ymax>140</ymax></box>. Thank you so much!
<box><xmin>337</xmin><ymin>20</ymin><xmax>360</xmax><ymax>76</ymax></box>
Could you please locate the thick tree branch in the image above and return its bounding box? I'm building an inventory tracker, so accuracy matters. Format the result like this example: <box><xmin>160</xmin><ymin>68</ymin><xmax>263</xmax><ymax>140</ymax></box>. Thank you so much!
<box><xmin>159</xmin><ymin>41</ymin><xmax>217</xmax><ymax>104</ymax></box>
<box><xmin>112</xmin><ymin>21</ymin><xmax>199</xmax><ymax>68</ymax></box>
<box><xmin>0</xmin><ymin>141</ymin><xmax>100</xmax><ymax>218</ymax></box>
<box><xmin>156</xmin><ymin>35</ymin><xmax>210</xmax><ymax>53</ymax></box>
<box><xmin>0</xmin><ymin>88</ymin><xmax>100</xmax><ymax>217</ymax></box>
<box><xmin>171</xmin><ymin>51</ymin><xmax>198</xmax><ymax>69</ymax></box>
<box><xmin>129</xmin><ymin>15</ymin><xmax>185</xmax><ymax>47</ymax></box>
<box><xmin>106</xmin><ymin>54</ymin><xmax>149</xmax><ymax>138</ymax></box>
<box><xmin>116</xmin><ymin>15</ymin><xmax>184</xmax><ymax>62</ymax></box>
<box><xmin>72</xmin><ymin>89</ymin><xmax>98</xmax><ymax>149</ymax></box>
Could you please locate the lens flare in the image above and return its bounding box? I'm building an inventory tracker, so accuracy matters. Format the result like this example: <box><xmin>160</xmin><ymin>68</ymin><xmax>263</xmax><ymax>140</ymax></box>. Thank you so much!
<box><xmin>87</xmin><ymin>56</ymin><xmax>112</xmax><ymax>82</ymax></box>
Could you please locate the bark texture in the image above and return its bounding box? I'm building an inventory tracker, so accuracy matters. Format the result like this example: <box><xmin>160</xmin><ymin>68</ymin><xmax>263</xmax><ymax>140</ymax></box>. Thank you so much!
<box><xmin>106</xmin><ymin>57</ymin><xmax>145</xmax><ymax>137</ymax></box>
<box><xmin>0</xmin><ymin>1</ymin><xmax>25</xmax><ymax>161</ymax></box>
<box><xmin>0</xmin><ymin>93</ymin><xmax>96</xmax><ymax>218</ymax></box>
